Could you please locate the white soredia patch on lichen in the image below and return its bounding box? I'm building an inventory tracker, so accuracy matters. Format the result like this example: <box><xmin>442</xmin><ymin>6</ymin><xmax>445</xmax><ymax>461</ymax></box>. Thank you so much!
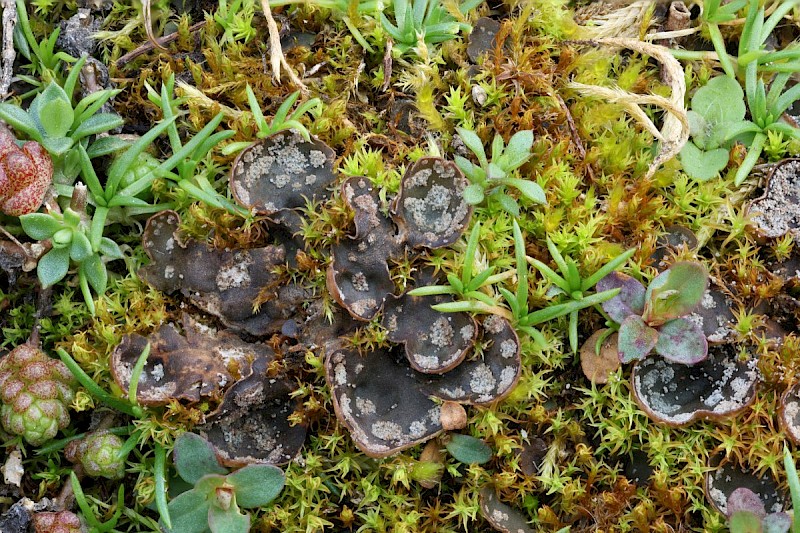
<box><xmin>216</xmin><ymin>253</ymin><xmax>253</xmax><ymax>291</ymax></box>
<box><xmin>430</xmin><ymin>317</ymin><xmax>454</xmax><ymax>348</ymax></box>
<box><xmin>500</xmin><ymin>339</ymin><xmax>517</xmax><ymax>359</ymax></box>
<box><xmin>470</xmin><ymin>364</ymin><xmax>497</xmax><ymax>395</ymax></box>
<box><xmin>352</xmin><ymin>272</ymin><xmax>369</xmax><ymax>292</ymax></box>
<box><xmin>371</xmin><ymin>420</ymin><xmax>404</xmax><ymax>442</ymax></box>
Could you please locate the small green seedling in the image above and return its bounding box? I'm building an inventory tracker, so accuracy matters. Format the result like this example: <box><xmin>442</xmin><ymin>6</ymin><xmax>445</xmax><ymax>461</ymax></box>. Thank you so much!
<box><xmin>214</xmin><ymin>0</ymin><xmax>258</xmax><ymax>44</ymax></box>
<box><xmin>12</xmin><ymin>0</ymin><xmax>78</xmax><ymax>95</ymax></box>
<box><xmin>408</xmin><ymin>222</ymin><xmax>515</xmax><ymax>307</ymax></box>
<box><xmin>0</xmin><ymin>58</ymin><xmax>122</xmax><ymax>184</ymax></box>
<box><xmin>166</xmin><ymin>432</ymin><xmax>286</xmax><ymax>533</ymax></box>
<box><xmin>380</xmin><ymin>0</ymin><xmax>481</xmax><ymax>58</ymax></box>
<box><xmin>222</xmin><ymin>86</ymin><xmax>322</xmax><ymax>155</ymax></box>
<box><xmin>528</xmin><ymin>238</ymin><xmax>636</xmax><ymax>352</ymax></box>
<box><xmin>431</xmin><ymin>220</ymin><xmax>620</xmax><ymax>347</ymax></box>
<box><xmin>20</xmin><ymin>189</ymin><xmax>123</xmax><ymax>315</ymax></box>
<box><xmin>597</xmin><ymin>262</ymin><xmax>709</xmax><ymax>364</ymax></box>
<box><xmin>679</xmin><ymin>76</ymin><xmax>743</xmax><ymax>181</ymax></box>
<box><xmin>455</xmin><ymin>127</ymin><xmax>546</xmax><ymax>217</ymax></box>
<box><xmin>675</xmin><ymin>0</ymin><xmax>800</xmax><ymax>185</ymax></box>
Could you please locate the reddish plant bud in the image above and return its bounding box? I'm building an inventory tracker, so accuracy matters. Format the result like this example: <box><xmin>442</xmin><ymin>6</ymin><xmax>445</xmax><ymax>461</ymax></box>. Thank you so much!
<box><xmin>0</xmin><ymin>127</ymin><xmax>53</xmax><ymax>216</ymax></box>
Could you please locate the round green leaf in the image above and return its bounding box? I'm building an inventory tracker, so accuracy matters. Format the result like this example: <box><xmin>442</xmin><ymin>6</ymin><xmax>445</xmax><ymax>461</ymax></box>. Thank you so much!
<box><xmin>691</xmin><ymin>76</ymin><xmax>745</xmax><ymax>125</ymax></box>
<box><xmin>80</xmin><ymin>254</ymin><xmax>108</xmax><ymax>295</ymax></box>
<box><xmin>165</xmin><ymin>489</ymin><xmax>211</xmax><ymax>533</ymax></box>
<box><xmin>174</xmin><ymin>433</ymin><xmax>228</xmax><ymax>485</ymax></box>
<box><xmin>37</xmin><ymin>246</ymin><xmax>70</xmax><ymax>288</ymax></box>
<box><xmin>678</xmin><ymin>142</ymin><xmax>729</xmax><ymax>182</ymax></box>
<box><xmin>227</xmin><ymin>464</ymin><xmax>285</xmax><ymax>509</ymax></box>
<box><xmin>208</xmin><ymin>503</ymin><xmax>249</xmax><ymax>533</ymax></box>
<box><xmin>445</xmin><ymin>434</ymin><xmax>492</xmax><ymax>464</ymax></box>
<box><xmin>19</xmin><ymin>213</ymin><xmax>62</xmax><ymax>240</ymax></box>
<box><xmin>503</xmin><ymin>177</ymin><xmax>546</xmax><ymax>205</ymax></box>
<box><xmin>643</xmin><ymin>262</ymin><xmax>709</xmax><ymax>324</ymax></box>
<box><xmin>462</xmin><ymin>183</ymin><xmax>485</xmax><ymax>205</ymax></box>
<box><xmin>492</xmin><ymin>192</ymin><xmax>520</xmax><ymax>217</ymax></box>
<box><xmin>99</xmin><ymin>237</ymin><xmax>124</xmax><ymax>259</ymax></box>
<box><xmin>69</xmin><ymin>231</ymin><xmax>92</xmax><ymax>262</ymax></box>
<box><xmin>500</xmin><ymin>130</ymin><xmax>534</xmax><ymax>170</ymax></box>
<box><xmin>41</xmin><ymin>136</ymin><xmax>75</xmax><ymax>157</ymax></box>
<box><xmin>40</xmin><ymin>98</ymin><xmax>75</xmax><ymax>138</ymax></box>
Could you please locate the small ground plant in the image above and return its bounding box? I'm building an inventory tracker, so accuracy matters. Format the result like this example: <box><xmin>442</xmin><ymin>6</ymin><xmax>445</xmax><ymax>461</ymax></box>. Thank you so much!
<box><xmin>597</xmin><ymin>262</ymin><xmax>709</xmax><ymax>364</ymax></box>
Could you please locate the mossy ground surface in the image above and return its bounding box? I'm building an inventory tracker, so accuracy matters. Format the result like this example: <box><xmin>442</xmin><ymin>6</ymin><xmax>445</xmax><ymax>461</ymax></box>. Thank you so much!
<box><xmin>3</xmin><ymin>0</ymin><xmax>800</xmax><ymax>532</ymax></box>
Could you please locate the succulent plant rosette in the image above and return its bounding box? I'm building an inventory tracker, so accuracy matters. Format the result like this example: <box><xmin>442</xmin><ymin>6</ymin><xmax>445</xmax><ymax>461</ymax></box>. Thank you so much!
<box><xmin>597</xmin><ymin>262</ymin><xmax>710</xmax><ymax>365</ymax></box>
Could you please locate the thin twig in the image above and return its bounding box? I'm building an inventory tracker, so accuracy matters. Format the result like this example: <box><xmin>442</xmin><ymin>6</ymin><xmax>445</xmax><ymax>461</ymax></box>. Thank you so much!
<box><xmin>259</xmin><ymin>0</ymin><xmax>308</xmax><ymax>95</ymax></box>
<box><xmin>555</xmin><ymin>93</ymin><xmax>586</xmax><ymax>160</ymax></box>
<box><xmin>116</xmin><ymin>20</ymin><xmax>206</xmax><ymax>67</ymax></box>
<box><xmin>0</xmin><ymin>0</ymin><xmax>16</xmax><ymax>98</ymax></box>
<box><xmin>381</xmin><ymin>38</ymin><xmax>393</xmax><ymax>92</ymax></box>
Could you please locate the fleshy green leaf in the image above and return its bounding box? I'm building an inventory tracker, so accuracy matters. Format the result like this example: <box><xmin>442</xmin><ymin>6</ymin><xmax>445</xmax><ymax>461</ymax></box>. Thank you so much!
<box><xmin>164</xmin><ymin>489</ymin><xmax>211</xmax><ymax>533</ymax></box>
<box><xmin>174</xmin><ymin>433</ymin><xmax>228</xmax><ymax>485</ymax></box>
<box><xmin>80</xmin><ymin>254</ymin><xmax>108</xmax><ymax>295</ymax></box>
<box><xmin>227</xmin><ymin>464</ymin><xmax>285</xmax><ymax>509</ymax></box>
<box><xmin>445</xmin><ymin>434</ymin><xmax>492</xmax><ymax>464</ymax></box>
<box><xmin>454</xmin><ymin>155</ymin><xmax>484</xmax><ymax>183</ymax></box>
<box><xmin>462</xmin><ymin>183</ymin><xmax>485</xmax><ymax>205</ymax></box>
<box><xmin>86</xmin><ymin>135</ymin><xmax>134</xmax><ymax>158</ymax></box>
<box><xmin>207</xmin><ymin>503</ymin><xmax>249</xmax><ymax>533</ymax></box>
<box><xmin>456</xmin><ymin>128</ymin><xmax>487</xmax><ymax>167</ymax></box>
<box><xmin>678</xmin><ymin>141</ymin><xmax>730</xmax><ymax>182</ymax></box>
<box><xmin>99</xmin><ymin>237</ymin><xmax>124</xmax><ymax>259</ymax></box>
<box><xmin>37</xmin><ymin>246</ymin><xmax>70</xmax><ymax>288</ymax></box>
<box><xmin>19</xmin><ymin>213</ymin><xmax>62</xmax><ymax>240</ymax></box>
<box><xmin>69</xmin><ymin>231</ymin><xmax>92</xmax><ymax>262</ymax></box>
<box><xmin>72</xmin><ymin>113</ymin><xmax>125</xmax><ymax>140</ymax></box>
<box><xmin>654</xmin><ymin>317</ymin><xmax>708</xmax><ymax>365</ymax></box>
<box><xmin>643</xmin><ymin>262</ymin><xmax>709</xmax><ymax>325</ymax></box>
<box><xmin>499</xmin><ymin>130</ymin><xmax>533</xmax><ymax>171</ymax></box>
<box><xmin>40</xmin><ymin>98</ymin><xmax>74</xmax><ymax>138</ymax></box>
<box><xmin>0</xmin><ymin>103</ymin><xmax>41</xmax><ymax>140</ymax></box>
<box><xmin>41</xmin><ymin>136</ymin><xmax>74</xmax><ymax>157</ymax></box>
<box><xmin>502</xmin><ymin>177</ymin><xmax>546</xmax><ymax>204</ymax></box>
<box><xmin>691</xmin><ymin>76</ymin><xmax>746</xmax><ymax>125</ymax></box>
<box><xmin>617</xmin><ymin>315</ymin><xmax>658</xmax><ymax>363</ymax></box>
<box><xmin>493</xmin><ymin>192</ymin><xmax>519</xmax><ymax>217</ymax></box>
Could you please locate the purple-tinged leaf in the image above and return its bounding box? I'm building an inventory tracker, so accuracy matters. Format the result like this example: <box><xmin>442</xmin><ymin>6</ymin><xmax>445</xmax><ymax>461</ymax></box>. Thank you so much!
<box><xmin>618</xmin><ymin>315</ymin><xmax>658</xmax><ymax>363</ymax></box>
<box><xmin>763</xmin><ymin>512</ymin><xmax>792</xmax><ymax>533</ymax></box>
<box><xmin>596</xmin><ymin>272</ymin><xmax>646</xmax><ymax>324</ymax></box>
<box><xmin>728</xmin><ymin>488</ymin><xmax>766</xmax><ymax>518</ymax></box>
<box><xmin>655</xmin><ymin>317</ymin><xmax>708</xmax><ymax>365</ymax></box>
<box><xmin>643</xmin><ymin>262</ymin><xmax>709</xmax><ymax>325</ymax></box>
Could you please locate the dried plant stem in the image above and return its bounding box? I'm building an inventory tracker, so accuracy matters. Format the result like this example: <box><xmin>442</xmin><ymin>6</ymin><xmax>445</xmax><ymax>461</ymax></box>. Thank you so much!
<box><xmin>142</xmin><ymin>0</ymin><xmax>167</xmax><ymax>52</ymax></box>
<box><xmin>259</xmin><ymin>0</ymin><xmax>308</xmax><ymax>95</ymax></box>
<box><xmin>568</xmin><ymin>38</ymin><xmax>688</xmax><ymax>180</ymax></box>
<box><xmin>0</xmin><ymin>0</ymin><xmax>16</xmax><ymax>98</ymax></box>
